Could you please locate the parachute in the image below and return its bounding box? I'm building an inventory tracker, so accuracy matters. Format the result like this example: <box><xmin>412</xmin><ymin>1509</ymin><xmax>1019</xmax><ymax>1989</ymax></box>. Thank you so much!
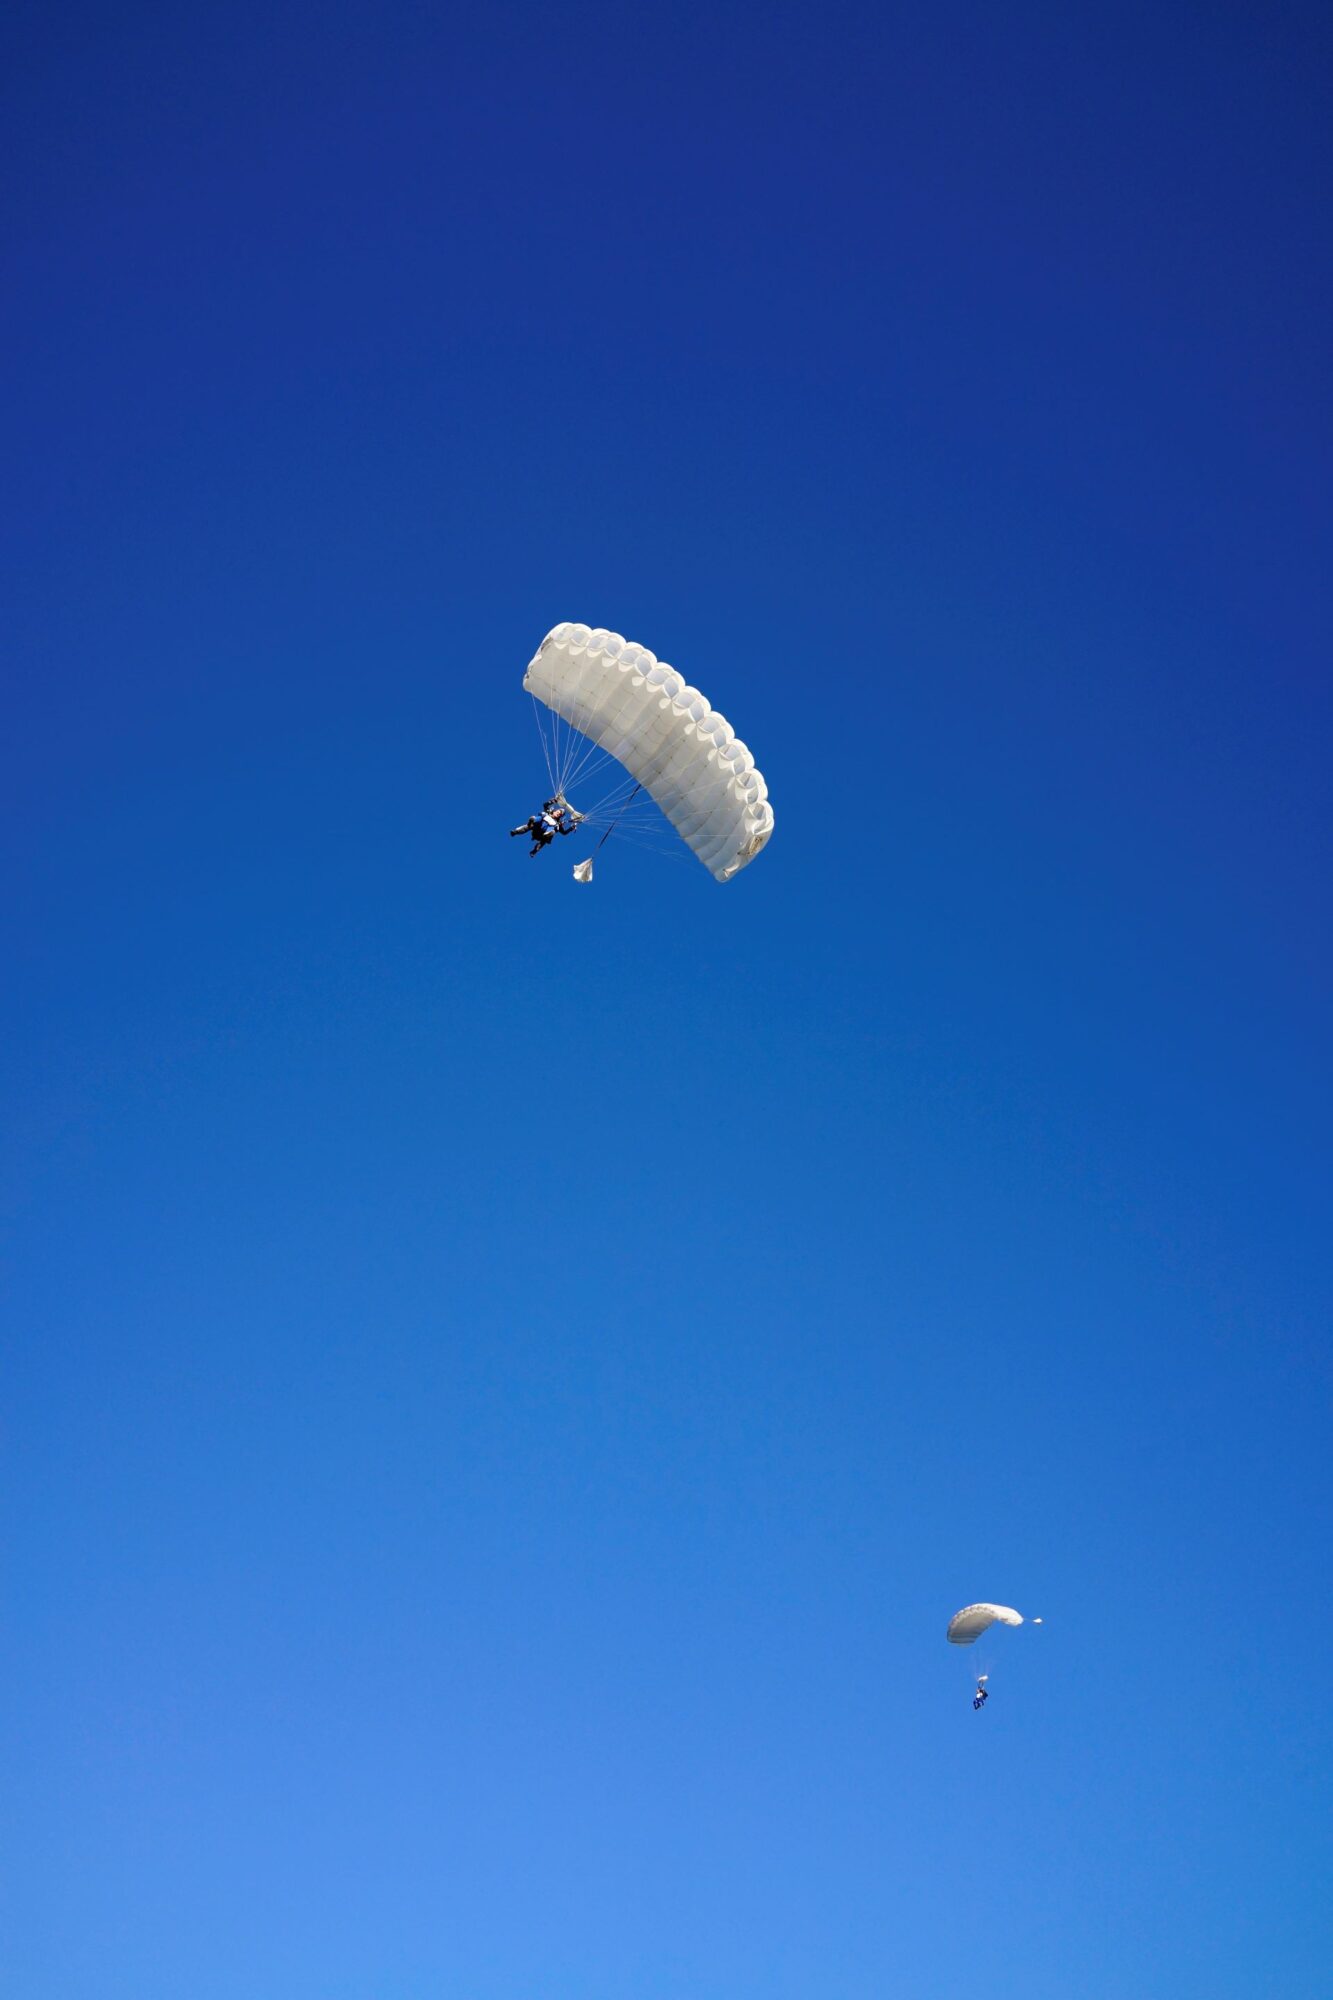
<box><xmin>948</xmin><ymin>1603</ymin><xmax>1041</xmax><ymax>1709</ymax></box>
<box><xmin>523</xmin><ymin>624</ymin><xmax>774</xmax><ymax>882</ymax></box>
<box><xmin>946</xmin><ymin>1603</ymin><xmax>1027</xmax><ymax>1645</ymax></box>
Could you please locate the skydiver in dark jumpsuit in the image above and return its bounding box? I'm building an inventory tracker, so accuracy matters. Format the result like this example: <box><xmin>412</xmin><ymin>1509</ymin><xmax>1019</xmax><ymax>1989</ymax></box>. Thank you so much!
<box><xmin>509</xmin><ymin>797</ymin><xmax>581</xmax><ymax>855</ymax></box>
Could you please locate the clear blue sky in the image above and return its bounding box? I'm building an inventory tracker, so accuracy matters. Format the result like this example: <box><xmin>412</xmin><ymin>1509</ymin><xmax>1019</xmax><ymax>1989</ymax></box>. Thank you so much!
<box><xmin>4</xmin><ymin>4</ymin><xmax>1330</xmax><ymax>1995</ymax></box>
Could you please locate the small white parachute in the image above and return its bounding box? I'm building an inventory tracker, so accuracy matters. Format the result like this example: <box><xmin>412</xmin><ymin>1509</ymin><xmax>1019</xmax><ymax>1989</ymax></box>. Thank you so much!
<box><xmin>572</xmin><ymin>859</ymin><xmax>594</xmax><ymax>884</ymax></box>
<box><xmin>947</xmin><ymin>1603</ymin><xmax>1027</xmax><ymax>1645</ymax></box>
<box><xmin>524</xmin><ymin>623</ymin><xmax>774</xmax><ymax>882</ymax></box>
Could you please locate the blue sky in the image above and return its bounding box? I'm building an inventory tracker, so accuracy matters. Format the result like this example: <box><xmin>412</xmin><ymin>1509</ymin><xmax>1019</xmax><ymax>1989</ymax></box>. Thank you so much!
<box><xmin>3</xmin><ymin>3</ymin><xmax>1330</xmax><ymax>1995</ymax></box>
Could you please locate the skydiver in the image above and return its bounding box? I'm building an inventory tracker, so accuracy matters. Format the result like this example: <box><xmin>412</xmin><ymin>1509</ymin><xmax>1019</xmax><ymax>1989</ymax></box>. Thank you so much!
<box><xmin>509</xmin><ymin>797</ymin><xmax>582</xmax><ymax>855</ymax></box>
<box><xmin>973</xmin><ymin>1677</ymin><xmax>989</xmax><ymax>1710</ymax></box>
<box><xmin>509</xmin><ymin>809</ymin><xmax>556</xmax><ymax>854</ymax></box>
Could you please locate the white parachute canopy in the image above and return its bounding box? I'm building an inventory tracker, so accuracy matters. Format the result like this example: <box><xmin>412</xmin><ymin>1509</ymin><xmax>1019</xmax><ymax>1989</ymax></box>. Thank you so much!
<box><xmin>524</xmin><ymin>624</ymin><xmax>774</xmax><ymax>882</ymax></box>
<box><xmin>946</xmin><ymin>1603</ymin><xmax>1027</xmax><ymax>1645</ymax></box>
<box><xmin>572</xmin><ymin>858</ymin><xmax>593</xmax><ymax>884</ymax></box>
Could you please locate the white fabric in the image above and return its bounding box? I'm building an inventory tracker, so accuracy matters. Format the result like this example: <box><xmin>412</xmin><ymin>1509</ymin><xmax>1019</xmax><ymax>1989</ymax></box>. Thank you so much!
<box><xmin>524</xmin><ymin>624</ymin><xmax>775</xmax><ymax>882</ymax></box>
<box><xmin>572</xmin><ymin>858</ymin><xmax>594</xmax><ymax>883</ymax></box>
<box><xmin>946</xmin><ymin>1603</ymin><xmax>1025</xmax><ymax>1645</ymax></box>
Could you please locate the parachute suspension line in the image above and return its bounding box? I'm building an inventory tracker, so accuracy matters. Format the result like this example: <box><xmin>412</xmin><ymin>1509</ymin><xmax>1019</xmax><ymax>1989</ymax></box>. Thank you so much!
<box><xmin>588</xmin><ymin>821</ymin><xmax>692</xmax><ymax>861</ymax></box>
<box><xmin>530</xmin><ymin>694</ymin><xmax>559</xmax><ymax>798</ymax></box>
<box><xmin>559</xmin><ymin>743</ymin><xmax>600</xmax><ymax>797</ymax></box>
<box><xmin>565</xmin><ymin>719</ymin><xmax>645</xmax><ymax>798</ymax></box>
<box><xmin>548</xmin><ymin>706</ymin><xmax>565</xmax><ymax>793</ymax></box>
<box><xmin>578</xmin><ymin>768</ymin><xmax>649</xmax><ymax>818</ymax></box>
<box><xmin>562</xmin><ymin>715</ymin><xmax>585</xmax><ymax>794</ymax></box>
<box><xmin>531</xmin><ymin>697</ymin><xmax>595</xmax><ymax>806</ymax></box>
<box><xmin>558</xmin><ymin>713</ymin><xmax>588</xmax><ymax>797</ymax></box>
<box><xmin>557</xmin><ymin>710</ymin><xmax>577</xmax><ymax>795</ymax></box>
<box><xmin>537</xmin><ymin>696</ymin><xmax>568</xmax><ymax>797</ymax></box>
<box><xmin>594</xmin><ymin>782</ymin><xmax>643</xmax><ymax>854</ymax></box>
<box><xmin>526</xmin><ymin>697</ymin><xmax>679</xmax><ymax>859</ymax></box>
<box><xmin>569</xmin><ymin>773</ymin><xmax>693</xmax><ymax>858</ymax></box>
<box><xmin>585</xmin><ymin>779</ymin><xmax>642</xmax><ymax>821</ymax></box>
<box><xmin>561</xmin><ymin>737</ymin><xmax>619</xmax><ymax>796</ymax></box>
<box><xmin>554</xmin><ymin>717</ymin><xmax>568</xmax><ymax>793</ymax></box>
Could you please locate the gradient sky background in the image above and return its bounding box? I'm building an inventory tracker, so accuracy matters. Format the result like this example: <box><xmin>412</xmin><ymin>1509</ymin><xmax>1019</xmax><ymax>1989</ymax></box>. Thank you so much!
<box><xmin>3</xmin><ymin>4</ymin><xmax>1331</xmax><ymax>1996</ymax></box>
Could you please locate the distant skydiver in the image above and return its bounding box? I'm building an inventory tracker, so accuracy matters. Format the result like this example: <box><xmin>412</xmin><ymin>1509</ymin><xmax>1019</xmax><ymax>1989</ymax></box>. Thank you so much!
<box><xmin>509</xmin><ymin>797</ymin><xmax>582</xmax><ymax>855</ymax></box>
<box><xmin>973</xmin><ymin>1676</ymin><xmax>989</xmax><ymax>1711</ymax></box>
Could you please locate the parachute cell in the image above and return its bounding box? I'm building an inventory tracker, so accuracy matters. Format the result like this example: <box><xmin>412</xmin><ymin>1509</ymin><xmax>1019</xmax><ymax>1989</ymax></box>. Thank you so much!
<box><xmin>946</xmin><ymin>1603</ymin><xmax>1025</xmax><ymax>1645</ymax></box>
<box><xmin>524</xmin><ymin>624</ymin><xmax>774</xmax><ymax>882</ymax></box>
